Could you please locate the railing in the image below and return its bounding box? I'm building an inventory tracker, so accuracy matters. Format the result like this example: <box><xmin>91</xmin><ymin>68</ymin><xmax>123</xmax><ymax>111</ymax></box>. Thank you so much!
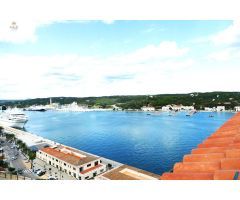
<box><xmin>0</xmin><ymin>171</ymin><xmax>32</xmax><ymax>180</ymax></box>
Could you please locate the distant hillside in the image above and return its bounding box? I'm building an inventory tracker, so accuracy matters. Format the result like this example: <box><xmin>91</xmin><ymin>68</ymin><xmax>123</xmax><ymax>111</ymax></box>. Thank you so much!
<box><xmin>1</xmin><ymin>92</ymin><xmax>240</xmax><ymax>110</ymax></box>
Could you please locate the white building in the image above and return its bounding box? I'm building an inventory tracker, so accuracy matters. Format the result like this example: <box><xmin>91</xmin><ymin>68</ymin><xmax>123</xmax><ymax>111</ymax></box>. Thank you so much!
<box><xmin>235</xmin><ymin>106</ymin><xmax>240</xmax><ymax>112</ymax></box>
<box><xmin>216</xmin><ymin>106</ymin><xmax>225</xmax><ymax>112</ymax></box>
<box><xmin>141</xmin><ymin>106</ymin><xmax>155</xmax><ymax>112</ymax></box>
<box><xmin>36</xmin><ymin>145</ymin><xmax>106</xmax><ymax>180</ymax></box>
<box><xmin>161</xmin><ymin>105</ymin><xmax>172</xmax><ymax>111</ymax></box>
<box><xmin>180</xmin><ymin>106</ymin><xmax>194</xmax><ymax>111</ymax></box>
<box><xmin>204</xmin><ymin>107</ymin><xmax>213</xmax><ymax>111</ymax></box>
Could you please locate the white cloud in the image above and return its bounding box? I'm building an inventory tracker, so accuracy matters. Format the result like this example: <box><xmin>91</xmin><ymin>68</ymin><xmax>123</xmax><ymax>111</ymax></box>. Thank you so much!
<box><xmin>0</xmin><ymin>41</ymin><xmax>193</xmax><ymax>99</ymax></box>
<box><xmin>207</xmin><ymin>20</ymin><xmax>240</xmax><ymax>62</ymax></box>
<box><xmin>208</xmin><ymin>49</ymin><xmax>231</xmax><ymax>61</ymax></box>
<box><xmin>0</xmin><ymin>20</ymin><xmax>114</xmax><ymax>44</ymax></box>
<box><xmin>211</xmin><ymin>20</ymin><xmax>240</xmax><ymax>46</ymax></box>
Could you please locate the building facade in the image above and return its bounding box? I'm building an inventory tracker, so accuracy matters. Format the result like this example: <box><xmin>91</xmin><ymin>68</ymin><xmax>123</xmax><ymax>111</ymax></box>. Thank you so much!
<box><xmin>36</xmin><ymin>145</ymin><xmax>106</xmax><ymax>180</ymax></box>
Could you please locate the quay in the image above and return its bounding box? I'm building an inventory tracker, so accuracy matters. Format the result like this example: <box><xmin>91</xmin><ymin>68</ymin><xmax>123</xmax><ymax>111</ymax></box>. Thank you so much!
<box><xmin>0</xmin><ymin>123</ymin><xmax>160</xmax><ymax>180</ymax></box>
<box><xmin>161</xmin><ymin>112</ymin><xmax>240</xmax><ymax>180</ymax></box>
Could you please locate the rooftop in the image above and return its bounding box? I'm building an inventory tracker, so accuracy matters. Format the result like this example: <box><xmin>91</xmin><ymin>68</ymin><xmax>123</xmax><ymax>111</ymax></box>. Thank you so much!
<box><xmin>161</xmin><ymin>112</ymin><xmax>240</xmax><ymax>180</ymax></box>
<box><xmin>40</xmin><ymin>145</ymin><xmax>98</xmax><ymax>166</ymax></box>
<box><xmin>80</xmin><ymin>164</ymin><xmax>103</xmax><ymax>174</ymax></box>
<box><xmin>99</xmin><ymin>165</ymin><xmax>159</xmax><ymax>180</ymax></box>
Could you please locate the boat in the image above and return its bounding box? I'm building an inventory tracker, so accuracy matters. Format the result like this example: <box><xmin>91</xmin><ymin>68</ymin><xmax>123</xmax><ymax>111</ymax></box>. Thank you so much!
<box><xmin>186</xmin><ymin>110</ymin><xmax>197</xmax><ymax>117</ymax></box>
<box><xmin>0</xmin><ymin>108</ymin><xmax>28</xmax><ymax>129</ymax></box>
<box><xmin>209</xmin><ymin>115</ymin><xmax>214</xmax><ymax>118</ymax></box>
<box><xmin>25</xmin><ymin>105</ymin><xmax>47</xmax><ymax>112</ymax></box>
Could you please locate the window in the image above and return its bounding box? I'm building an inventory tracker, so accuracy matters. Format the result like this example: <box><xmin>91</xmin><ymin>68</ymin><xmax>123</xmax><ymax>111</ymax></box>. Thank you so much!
<box><xmin>100</xmin><ymin>160</ymin><xmax>102</xmax><ymax>163</ymax></box>
<box><xmin>85</xmin><ymin>176</ymin><xmax>89</xmax><ymax>180</ymax></box>
<box><xmin>87</xmin><ymin>164</ymin><xmax>91</xmax><ymax>167</ymax></box>
<box><xmin>73</xmin><ymin>173</ymin><xmax>76</xmax><ymax>178</ymax></box>
<box><xmin>79</xmin><ymin>167</ymin><xmax>83</xmax><ymax>172</ymax></box>
<box><xmin>78</xmin><ymin>176</ymin><xmax>81</xmax><ymax>180</ymax></box>
<box><xmin>73</xmin><ymin>167</ymin><xmax>76</xmax><ymax>170</ymax></box>
<box><xmin>56</xmin><ymin>159</ymin><xmax>58</xmax><ymax>162</ymax></box>
<box><xmin>64</xmin><ymin>163</ymin><xmax>66</xmax><ymax>166</ymax></box>
<box><xmin>52</xmin><ymin>158</ymin><xmax>54</xmax><ymax>160</ymax></box>
<box><xmin>100</xmin><ymin>169</ymin><xmax>104</xmax><ymax>173</ymax></box>
<box><xmin>40</xmin><ymin>152</ymin><xmax>42</xmax><ymax>154</ymax></box>
<box><xmin>94</xmin><ymin>161</ymin><xmax>98</xmax><ymax>166</ymax></box>
<box><xmin>69</xmin><ymin>171</ymin><xmax>71</xmax><ymax>175</ymax></box>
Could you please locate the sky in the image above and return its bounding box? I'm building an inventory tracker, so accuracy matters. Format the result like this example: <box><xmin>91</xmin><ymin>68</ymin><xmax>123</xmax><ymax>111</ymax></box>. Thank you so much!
<box><xmin>0</xmin><ymin>20</ymin><xmax>240</xmax><ymax>99</ymax></box>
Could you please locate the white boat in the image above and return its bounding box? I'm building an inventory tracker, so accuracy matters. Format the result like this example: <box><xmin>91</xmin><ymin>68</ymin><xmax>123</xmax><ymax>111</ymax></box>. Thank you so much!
<box><xmin>0</xmin><ymin>109</ymin><xmax>28</xmax><ymax>129</ymax></box>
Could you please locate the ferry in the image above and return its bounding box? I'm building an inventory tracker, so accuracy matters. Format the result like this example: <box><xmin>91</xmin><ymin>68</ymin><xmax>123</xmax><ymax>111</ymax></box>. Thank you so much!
<box><xmin>0</xmin><ymin>108</ymin><xmax>28</xmax><ymax>129</ymax></box>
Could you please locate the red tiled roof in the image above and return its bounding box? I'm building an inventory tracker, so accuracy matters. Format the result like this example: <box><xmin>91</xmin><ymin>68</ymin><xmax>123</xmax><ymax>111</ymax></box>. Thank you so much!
<box><xmin>80</xmin><ymin>164</ymin><xmax>102</xmax><ymax>174</ymax></box>
<box><xmin>161</xmin><ymin>112</ymin><xmax>240</xmax><ymax>180</ymax></box>
<box><xmin>41</xmin><ymin>147</ymin><xmax>83</xmax><ymax>166</ymax></box>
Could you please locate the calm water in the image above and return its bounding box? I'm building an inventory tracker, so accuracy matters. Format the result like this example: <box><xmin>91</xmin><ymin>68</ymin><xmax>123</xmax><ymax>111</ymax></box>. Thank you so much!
<box><xmin>24</xmin><ymin>111</ymin><xmax>234</xmax><ymax>175</ymax></box>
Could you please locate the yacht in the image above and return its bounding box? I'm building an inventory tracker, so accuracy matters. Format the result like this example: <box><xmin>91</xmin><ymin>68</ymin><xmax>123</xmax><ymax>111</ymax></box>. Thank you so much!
<box><xmin>0</xmin><ymin>108</ymin><xmax>28</xmax><ymax>129</ymax></box>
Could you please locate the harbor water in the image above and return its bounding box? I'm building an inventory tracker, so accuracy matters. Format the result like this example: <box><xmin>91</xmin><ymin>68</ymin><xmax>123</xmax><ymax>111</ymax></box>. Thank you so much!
<box><xmin>24</xmin><ymin>111</ymin><xmax>234</xmax><ymax>175</ymax></box>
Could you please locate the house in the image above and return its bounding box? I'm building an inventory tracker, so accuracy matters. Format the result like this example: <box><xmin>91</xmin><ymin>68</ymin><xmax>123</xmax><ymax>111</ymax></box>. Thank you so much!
<box><xmin>161</xmin><ymin>105</ymin><xmax>172</xmax><ymax>111</ymax></box>
<box><xmin>235</xmin><ymin>106</ymin><xmax>240</xmax><ymax>112</ymax></box>
<box><xmin>216</xmin><ymin>106</ymin><xmax>225</xmax><ymax>112</ymax></box>
<box><xmin>141</xmin><ymin>106</ymin><xmax>155</xmax><ymax>112</ymax></box>
<box><xmin>36</xmin><ymin>145</ymin><xmax>106</xmax><ymax>180</ymax></box>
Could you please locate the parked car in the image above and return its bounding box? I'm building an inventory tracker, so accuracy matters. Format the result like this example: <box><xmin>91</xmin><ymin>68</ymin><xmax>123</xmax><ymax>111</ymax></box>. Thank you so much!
<box><xmin>48</xmin><ymin>175</ymin><xmax>57</xmax><ymax>180</ymax></box>
<box><xmin>34</xmin><ymin>169</ymin><xmax>41</xmax><ymax>173</ymax></box>
<box><xmin>11</xmin><ymin>156</ymin><xmax>17</xmax><ymax>161</ymax></box>
<box><xmin>37</xmin><ymin>170</ymin><xmax>46</xmax><ymax>176</ymax></box>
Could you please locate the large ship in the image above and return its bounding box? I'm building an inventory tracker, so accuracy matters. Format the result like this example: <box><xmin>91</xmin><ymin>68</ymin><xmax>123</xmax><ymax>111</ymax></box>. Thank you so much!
<box><xmin>0</xmin><ymin>108</ymin><xmax>28</xmax><ymax>129</ymax></box>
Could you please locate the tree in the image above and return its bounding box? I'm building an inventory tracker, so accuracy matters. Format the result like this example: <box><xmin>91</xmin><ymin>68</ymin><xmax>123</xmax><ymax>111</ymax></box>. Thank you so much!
<box><xmin>8</xmin><ymin>167</ymin><xmax>15</xmax><ymax>173</ymax></box>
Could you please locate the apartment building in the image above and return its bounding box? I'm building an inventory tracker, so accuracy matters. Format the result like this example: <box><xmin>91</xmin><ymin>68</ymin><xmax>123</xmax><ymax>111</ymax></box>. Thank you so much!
<box><xmin>36</xmin><ymin>145</ymin><xmax>106</xmax><ymax>180</ymax></box>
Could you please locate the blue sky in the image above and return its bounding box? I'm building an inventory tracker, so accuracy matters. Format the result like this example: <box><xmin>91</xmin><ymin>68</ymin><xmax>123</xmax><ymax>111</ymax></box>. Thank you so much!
<box><xmin>0</xmin><ymin>20</ymin><xmax>240</xmax><ymax>99</ymax></box>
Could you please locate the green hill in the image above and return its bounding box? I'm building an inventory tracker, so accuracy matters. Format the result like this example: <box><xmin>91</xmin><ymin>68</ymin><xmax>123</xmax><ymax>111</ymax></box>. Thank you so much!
<box><xmin>1</xmin><ymin>92</ymin><xmax>240</xmax><ymax>110</ymax></box>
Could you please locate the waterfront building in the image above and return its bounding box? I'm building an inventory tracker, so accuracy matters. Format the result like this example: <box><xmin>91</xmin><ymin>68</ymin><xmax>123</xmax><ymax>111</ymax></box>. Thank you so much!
<box><xmin>141</xmin><ymin>106</ymin><xmax>155</xmax><ymax>112</ymax></box>
<box><xmin>216</xmin><ymin>106</ymin><xmax>225</xmax><ymax>112</ymax></box>
<box><xmin>204</xmin><ymin>107</ymin><xmax>214</xmax><ymax>111</ymax></box>
<box><xmin>161</xmin><ymin>105</ymin><xmax>172</xmax><ymax>111</ymax></box>
<box><xmin>235</xmin><ymin>106</ymin><xmax>240</xmax><ymax>112</ymax></box>
<box><xmin>36</xmin><ymin>145</ymin><xmax>106</xmax><ymax>180</ymax></box>
<box><xmin>95</xmin><ymin>165</ymin><xmax>159</xmax><ymax>180</ymax></box>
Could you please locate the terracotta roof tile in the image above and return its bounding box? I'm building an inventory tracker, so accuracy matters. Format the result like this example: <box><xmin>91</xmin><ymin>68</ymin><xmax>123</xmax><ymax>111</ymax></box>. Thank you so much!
<box><xmin>160</xmin><ymin>112</ymin><xmax>240</xmax><ymax>180</ymax></box>
<box><xmin>80</xmin><ymin>164</ymin><xmax>103</xmax><ymax>174</ymax></box>
<box><xmin>220</xmin><ymin>158</ymin><xmax>240</xmax><ymax>170</ymax></box>
<box><xmin>183</xmin><ymin>153</ymin><xmax>225</xmax><ymax>162</ymax></box>
<box><xmin>161</xmin><ymin>172</ymin><xmax>213</xmax><ymax>180</ymax></box>
<box><xmin>214</xmin><ymin>170</ymin><xmax>240</xmax><ymax>180</ymax></box>
<box><xmin>40</xmin><ymin>147</ymin><xmax>98</xmax><ymax>166</ymax></box>
<box><xmin>173</xmin><ymin>162</ymin><xmax>221</xmax><ymax>173</ymax></box>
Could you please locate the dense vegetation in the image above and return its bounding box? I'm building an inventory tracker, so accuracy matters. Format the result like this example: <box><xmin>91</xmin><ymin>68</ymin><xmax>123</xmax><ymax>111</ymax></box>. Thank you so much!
<box><xmin>1</xmin><ymin>92</ymin><xmax>240</xmax><ymax>110</ymax></box>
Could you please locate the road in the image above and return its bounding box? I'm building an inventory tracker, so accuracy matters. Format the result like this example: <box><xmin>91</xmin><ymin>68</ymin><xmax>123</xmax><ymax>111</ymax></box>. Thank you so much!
<box><xmin>2</xmin><ymin>140</ymin><xmax>38</xmax><ymax>179</ymax></box>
